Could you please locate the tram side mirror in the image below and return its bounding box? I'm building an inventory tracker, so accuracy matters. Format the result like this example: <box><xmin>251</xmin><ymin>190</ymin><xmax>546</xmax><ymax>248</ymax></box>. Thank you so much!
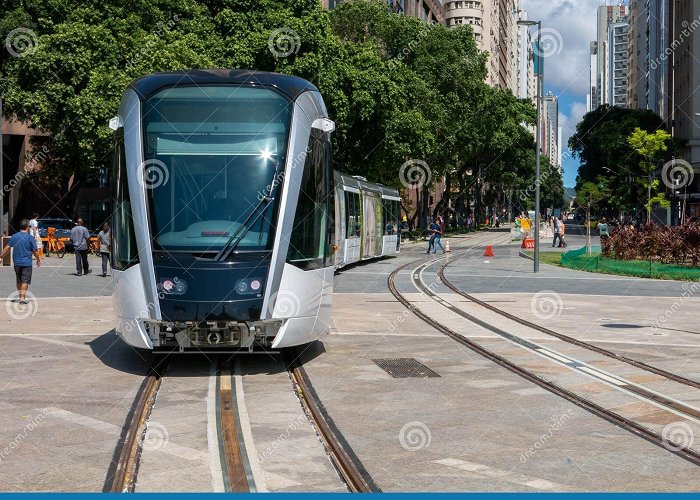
<box><xmin>108</xmin><ymin>116</ymin><xmax>122</xmax><ymax>131</ymax></box>
<box><xmin>311</xmin><ymin>118</ymin><xmax>335</xmax><ymax>133</ymax></box>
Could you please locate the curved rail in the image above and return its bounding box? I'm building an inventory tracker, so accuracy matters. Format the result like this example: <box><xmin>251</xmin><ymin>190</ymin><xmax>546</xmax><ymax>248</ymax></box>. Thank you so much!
<box><xmin>286</xmin><ymin>352</ymin><xmax>380</xmax><ymax>492</ymax></box>
<box><xmin>437</xmin><ymin>258</ymin><xmax>700</xmax><ymax>390</ymax></box>
<box><xmin>108</xmin><ymin>358</ymin><xmax>168</xmax><ymax>492</ymax></box>
<box><xmin>388</xmin><ymin>258</ymin><xmax>700</xmax><ymax>467</ymax></box>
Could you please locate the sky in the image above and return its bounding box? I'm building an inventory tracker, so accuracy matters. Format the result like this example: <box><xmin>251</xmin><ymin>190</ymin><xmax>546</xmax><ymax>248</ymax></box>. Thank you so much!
<box><xmin>522</xmin><ymin>0</ymin><xmax>603</xmax><ymax>188</ymax></box>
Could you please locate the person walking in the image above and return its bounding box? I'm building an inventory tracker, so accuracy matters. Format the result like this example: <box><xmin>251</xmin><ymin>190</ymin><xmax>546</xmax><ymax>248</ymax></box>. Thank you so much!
<box><xmin>29</xmin><ymin>213</ymin><xmax>43</xmax><ymax>254</ymax></box>
<box><xmin>430</xmin><ymin>217</ymin><xmax>446</xmax><ymax>254</ymax></box>
<box><xmin>598</xmin><ymin>217</ymin><xmax>610</xmax><ymax>244</ymax></box>
<box><xmin>559</xmin><ymin>218</ymin><xmax>568</xmax><ymax>248</ymax></box>
<box><xmin>0</xmin><ymin>219</ymin><xmax>42</xmax><ymax>304</ymax></box>
<box><xmin>70</xmin><ymin>218</ymin><xmax>91</xmax><ymax>276</ymax></box>
<box><xmin>552</xmin><ymin>216</ymin><xmax>563</xmax><ymax>247</ymax></box>
<box><xmin>426</xmin><ymin>221</ymin><xmax>437</xmax><ymax>254</ymax></box>
<box><xmin>98</xmin><ymin>223</ymin><xmax>111</xmax><ymax>277</ymax></box>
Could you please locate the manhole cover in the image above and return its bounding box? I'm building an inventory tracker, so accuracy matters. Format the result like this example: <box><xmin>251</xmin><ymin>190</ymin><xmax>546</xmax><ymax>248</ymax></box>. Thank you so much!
<box><xmin>601</xmin><ymin>323</ymin><xmax>644</xmax><ymax>329</ymax></box>
<box><xmin>372</xmin><ymin>358</ymin><xmax>440</xmax><ymax>378</ymax></box>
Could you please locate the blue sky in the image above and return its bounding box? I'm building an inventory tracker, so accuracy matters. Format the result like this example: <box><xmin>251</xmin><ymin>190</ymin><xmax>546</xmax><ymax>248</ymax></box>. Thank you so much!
<box><xmin>524</xmin><ymin>0</ymin><xmax>604</xmax><ymax>188</ymax></box>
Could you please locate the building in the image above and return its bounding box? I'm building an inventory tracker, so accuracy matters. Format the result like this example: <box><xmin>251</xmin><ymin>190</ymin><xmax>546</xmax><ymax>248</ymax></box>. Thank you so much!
<box><xmin>627</xmin><ymin>0</ymin><xmax>670</xmax><ymax>120</ymax></box>
<box><xmin>544</xmin><ymin>92</ymin><xmax>559</xmax><ymax>168</ymax></box>
<box><xmin>607</xmin><ymin>21</ymin><xmax>629</xmax><ymax>107</ymax></box>
<box><xmin>517</xmin><ymin>10</ymin><xmax>536</xmax><ymax>104</ymax></box>
<box><xmin>587</xmin><ymin>4</ymin><xmax>628</xmax><ymax>111</ymax></box>
<box><xmin>670</xmin><ymin>0</ymin><xmax>700</xmax><ymax>220</ymax></box>
<box><xmin>444</xmin><ymin>0</ymin><xmax>520</xmax><ymax>91</ymax></box>
<box><xmin>322</xmin><ymin>0</ymin><xmax>446</xmax><ymax>23</ymax></box>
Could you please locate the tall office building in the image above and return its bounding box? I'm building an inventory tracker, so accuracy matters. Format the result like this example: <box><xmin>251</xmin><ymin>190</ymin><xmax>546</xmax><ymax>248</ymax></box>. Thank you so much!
<box><xmin>607</xmin><ymin>21</ymin><xmax>629</xmax><ymax>107</ymax></box>
<box><xmin>544</xmin><ymin>92</ymin><xmax>560</xmax><ymax>167</ymax></box>
<box><xmin>587</xmin><ymin>4</ymin><xmax>628</xmax><ymax>111</ymax></box>
<box><xmin>671</xmin><ymin>0</ymin><xmax>700</xmax><ymax>219</ymax></box>
<box><xmin>444</xmin><ymin>0</ymin><xmax>520</xmax><ymax>91</ymax></box>
<box><xmin>627</xmin><ymin>0</ymin><xmax>670</xmax><ymax>120</ymax></box>
<box><xmin>517</xmin><ymin>10</ymin><xmax>536</xmax><ymax>104</ymax></box>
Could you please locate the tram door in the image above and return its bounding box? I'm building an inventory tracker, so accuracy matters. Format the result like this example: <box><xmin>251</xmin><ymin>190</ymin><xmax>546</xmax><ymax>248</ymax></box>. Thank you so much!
<box><xmin>361</xmin><ymin>191</ymin><xmax>374</xmax><ymax>258</ymax></box>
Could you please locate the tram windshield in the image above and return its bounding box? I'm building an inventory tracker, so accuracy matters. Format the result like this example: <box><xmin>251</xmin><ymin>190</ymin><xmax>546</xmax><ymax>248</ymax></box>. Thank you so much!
<box><xmin>142</xmin><ymin>86</ymin><xmax>292</xmax><ymax>252</ymax></box>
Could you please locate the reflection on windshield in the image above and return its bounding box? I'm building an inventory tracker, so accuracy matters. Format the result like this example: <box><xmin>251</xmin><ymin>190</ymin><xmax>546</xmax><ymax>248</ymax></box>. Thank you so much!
<box><xmin>142</xmin><ymin>86</ymin><xmax>292</xmax><ymax>251</ymax></box>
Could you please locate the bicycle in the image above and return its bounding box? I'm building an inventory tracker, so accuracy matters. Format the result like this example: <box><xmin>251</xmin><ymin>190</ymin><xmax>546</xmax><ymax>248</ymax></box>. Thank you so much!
<box><xmin>44</xmin><ymin>227</ymin><xmax>66</xmax><ymax>258</ymax></box>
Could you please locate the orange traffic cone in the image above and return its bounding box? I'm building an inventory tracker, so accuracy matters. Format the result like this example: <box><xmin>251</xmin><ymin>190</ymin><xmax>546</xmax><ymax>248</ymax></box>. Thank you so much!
<box><xmin>445</xmin><ymin>240</ymin><xmax>451</xmax><ymax>252</ymax></box>
<box><xmin>484</xmin><ymin>245</ymin><xmax>495</xmax><ymax>257</ymax></box>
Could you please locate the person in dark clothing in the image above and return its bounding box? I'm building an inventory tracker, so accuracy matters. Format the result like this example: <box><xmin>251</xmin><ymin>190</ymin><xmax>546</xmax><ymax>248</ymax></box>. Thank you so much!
<box><xmin>0</xmin><ymin>219</ymin><xmax>42</xmax><ymax>304</ymax></box>
<box><xmin>98</xmin><ymin>223</ymin><xmax>111</xmax><ymax>277</ymax></box>
<box><xmin>70</xmin><ymin>218</ymin><xmax>91</xmax><ymax>276</ymax></box>
<box><xmin>427</xmin><ymin>218</ymin><xmax>445</xmax><ymax>254</ymax></box>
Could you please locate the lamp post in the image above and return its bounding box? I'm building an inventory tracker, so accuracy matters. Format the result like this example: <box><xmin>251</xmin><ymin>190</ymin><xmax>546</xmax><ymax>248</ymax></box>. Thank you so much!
<box><xmin>0</xmin><ymin>77</ymin><xmax>5</xmax><ymax>237</ymax></box>
<box><xmin>518</xmin><ymin>18</ymin><xmax>542</xmax><ymax>273</ymax></box>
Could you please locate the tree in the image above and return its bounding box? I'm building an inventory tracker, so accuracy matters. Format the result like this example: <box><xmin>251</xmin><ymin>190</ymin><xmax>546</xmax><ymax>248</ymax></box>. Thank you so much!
<box><xmin>575</xmin><ymin>181</ymin><xmax>610</xmax><ymax>254</ymax></box>
<box><xmin>627</xmin><ymin>127</ymin><xmax>672</xmax><ymax>222</ymax></box>
<box><xmin>568</xmin><ymin>105</ymin><xmax>684</xmax><ymax>217</ymax></box>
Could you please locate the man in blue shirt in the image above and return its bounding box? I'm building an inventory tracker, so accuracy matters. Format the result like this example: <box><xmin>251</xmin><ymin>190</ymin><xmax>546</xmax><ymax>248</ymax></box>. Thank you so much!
<box><xmin>0</xmin><ymin>219</ymin><xmax>42</xmax><ymax>304</ymax></box>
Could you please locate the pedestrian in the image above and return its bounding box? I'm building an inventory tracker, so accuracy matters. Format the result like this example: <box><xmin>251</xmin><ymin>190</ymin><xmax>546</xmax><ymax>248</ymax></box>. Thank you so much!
<box><xmin>29</xmin><ymin>213</ymin><xmax>43</xmax><ymax>254</ymax></box>
<box><xmin>98</xmin><ymin>222</ymin><xmax>111</xmax><ymax>277</ymax></box>
<box><xmin>559</xmin><ymin>218</ymin><xmax>568</xmax><ymax>248</ymax></box>
<box><xmin>426</xmin><ymin>222</ymin><xmax>436</xmax><ymax>254</ymax></box>
<box><xmin>70</xmin><ymin>218</ymin><xmax>91</xmax><ymax>276</ymax></box>
<box><xmin>429</xmin><ymin>217</ymin><xmax>445</xmax><ymax>254</ymax></box>
<box><xmin>0</xmin><ymin>219</ymin><xmax>42</xmax><ymax>305</ymax></box>
<box><xmin>598</xmin><ymin>217</ymin><xmax>610</xmax><ymax>244</ymax></box>
<box><xmin>552</xmin><ymin>216</ymin><xmax>563</xmax><ymax>247</ymax></box>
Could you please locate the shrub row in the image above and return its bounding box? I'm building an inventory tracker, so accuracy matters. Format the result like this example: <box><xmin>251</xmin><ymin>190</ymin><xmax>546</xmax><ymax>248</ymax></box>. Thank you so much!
<box><xmin>602</xmin><ymin>221</ymin><xmax>700</xmax><ymax>266</ymax></box>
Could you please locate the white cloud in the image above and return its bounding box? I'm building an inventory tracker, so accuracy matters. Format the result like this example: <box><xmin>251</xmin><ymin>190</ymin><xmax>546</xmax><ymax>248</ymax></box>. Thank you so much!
<box><xmin>522</xmin><ymin>0</ymin><xmax>598</xmax><ymax>98</ymax></box>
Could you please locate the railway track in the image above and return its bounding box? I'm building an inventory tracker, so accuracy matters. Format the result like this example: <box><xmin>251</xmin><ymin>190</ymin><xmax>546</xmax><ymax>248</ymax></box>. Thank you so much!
<box><xmin>437</xmin><ymin>258</ymin><xmax>700</xmax><ymax>390</ymax></box>
<box><xmin>107</xmin><ymin>358</ymin><xmax>168</xmax><ymax>492</ymax></box>
<box><xmin>286</xmin><ymin>350</ymin><xmax>380</xmax><ymax>492</ymax></box>
<box><xmin>387</xmin><ymin>251</ymin><xmax>700</xmax><ymax>467</ymax></box>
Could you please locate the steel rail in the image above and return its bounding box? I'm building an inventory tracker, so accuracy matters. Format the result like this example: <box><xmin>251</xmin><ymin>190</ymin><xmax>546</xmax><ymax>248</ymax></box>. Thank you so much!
<box><xmin>388</xmin><ymin>259</ymin><xmax>700</xmax><ymax>467</ymax></box>
<box><xmin>218</xmin><ymin>365</ymin><xmax>251</xmax><ymax>492</ymax></box>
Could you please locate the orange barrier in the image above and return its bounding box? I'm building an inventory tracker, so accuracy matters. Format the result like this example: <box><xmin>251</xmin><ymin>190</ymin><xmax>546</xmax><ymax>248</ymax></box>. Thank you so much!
<box><xmin>484</xmin><ymin>245</ymin><xmax>494</xmax><ymax>257</ymax></box>
<box><xmin>521</xmin><ymin>238</ymin><xmax>535</xmax><ymax>249</ymax></box>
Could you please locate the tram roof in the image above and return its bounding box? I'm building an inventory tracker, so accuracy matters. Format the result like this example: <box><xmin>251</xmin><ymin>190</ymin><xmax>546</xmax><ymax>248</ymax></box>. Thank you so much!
<box><xmin>129</xmin><ymin>70</ymin><xmax>319</xmax><ymax>101</ymax></box>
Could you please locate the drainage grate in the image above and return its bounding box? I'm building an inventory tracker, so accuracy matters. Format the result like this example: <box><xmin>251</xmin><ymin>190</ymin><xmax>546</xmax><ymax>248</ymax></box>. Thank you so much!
<box><xmin>372</xmin><ymin>358</ymin><xmax>440</xmax><ymax>378</ymax></box>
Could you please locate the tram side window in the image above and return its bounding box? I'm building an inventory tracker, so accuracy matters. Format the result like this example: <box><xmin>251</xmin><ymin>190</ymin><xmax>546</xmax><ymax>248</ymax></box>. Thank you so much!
<box><xmin>383</xmin><ymin>199</ymin><xmax>399</xmax><ymax>235</ymax></box>
<box><xmin>345</xmin><ymin>191</ymin><xmax>360</xmax><ymax>238</ymax></box>
<box><xmin>286</xmin><ymin>128</ymin><xmax>332</xmax><ymax>270</ymax></box>
<box><xmin>112</xmin><ymin>131</ymin><xmax>139</xmax><ymax>270</ymax></box>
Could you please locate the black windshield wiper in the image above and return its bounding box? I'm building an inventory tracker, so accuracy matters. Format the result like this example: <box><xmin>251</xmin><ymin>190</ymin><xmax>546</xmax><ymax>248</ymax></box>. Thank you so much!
<box><xmin>214</xmin><ymin>196</ymin><xmax>274</xmax><ymax>262</ymax></box>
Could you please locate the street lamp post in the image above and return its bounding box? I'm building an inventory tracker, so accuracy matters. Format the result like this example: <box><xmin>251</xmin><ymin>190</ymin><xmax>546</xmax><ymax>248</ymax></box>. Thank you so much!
<box><xmin>518</xmin><ymin>19</ymin><xmax>542</xmax><ymax>273</ymax></box>
<box><xmin>0</xmin><ymin>79</ymin><xmax>4</xmax><ymax>237</ymax></box>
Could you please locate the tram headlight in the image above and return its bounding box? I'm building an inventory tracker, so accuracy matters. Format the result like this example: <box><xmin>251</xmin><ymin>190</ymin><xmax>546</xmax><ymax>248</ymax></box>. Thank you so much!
<box><xmin>234</xmin><ymin>278</ymin><xmax>264</xmax><ymax>296</ymax></box>
<box><xmin>158</xmin><ymin>277</ymin><xmax>188</xmax><ymax>296</ymax></box>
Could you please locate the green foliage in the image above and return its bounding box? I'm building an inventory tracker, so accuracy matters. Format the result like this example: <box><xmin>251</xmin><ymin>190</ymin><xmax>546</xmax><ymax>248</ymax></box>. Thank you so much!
<box><xmin>0</xmin><ymin>0</ymin><xmax>540</xmax><ymax>222</ymax></box>
<box><xmin>569</xmin><ymin>105</ymin><xmax>684</xmax><ymax>215</ymax></box>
